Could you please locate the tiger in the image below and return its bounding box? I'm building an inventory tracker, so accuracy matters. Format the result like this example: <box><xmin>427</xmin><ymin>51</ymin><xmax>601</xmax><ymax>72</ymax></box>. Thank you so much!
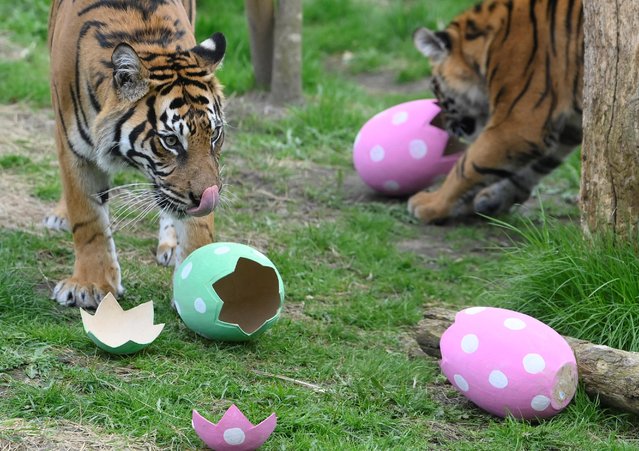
<box><xmin>408</xmin><ymin>0</ymin><xmax>584</xmax><ymax>224</ymax></box>
<box><xmin>46</xmin><ymin>0</ymin><xmax>226</xmax><ymax>308</ymax></box>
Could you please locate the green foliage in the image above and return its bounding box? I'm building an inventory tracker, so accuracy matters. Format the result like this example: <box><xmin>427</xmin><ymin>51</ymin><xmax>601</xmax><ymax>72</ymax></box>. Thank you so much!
<box><xmin>0</xmin><ymin>0</ymin><xmax>49</xmax><ymax>44</ymax></box>
<box><xmin>486</xmin><ymin>215</ymin><xmax>639</xmax><ymax>352</ymax></box>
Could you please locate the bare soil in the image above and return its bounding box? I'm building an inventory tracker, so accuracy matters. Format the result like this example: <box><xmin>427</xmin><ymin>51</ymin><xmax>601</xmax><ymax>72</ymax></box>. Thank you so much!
<box><xmin>0</xmin><ymin>418</ymin><xmax>159</xmax><ymax>451</ymax></box>
<box><xmin>0</xmin><ymin>104</ymin><xmax>57</xmax><ymax>230</ymax></box>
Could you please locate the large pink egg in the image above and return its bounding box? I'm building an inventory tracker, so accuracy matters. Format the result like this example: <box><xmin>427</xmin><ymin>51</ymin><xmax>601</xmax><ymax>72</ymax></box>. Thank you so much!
<box><xmin>440</xmin><ymin>307</ymin><xmax>578</xmax><ymax>419</ymax></box>
<box><xmin>353</xmin><ymin>99</ymin><xmax>462</xmax><ymax>196</ymax></box>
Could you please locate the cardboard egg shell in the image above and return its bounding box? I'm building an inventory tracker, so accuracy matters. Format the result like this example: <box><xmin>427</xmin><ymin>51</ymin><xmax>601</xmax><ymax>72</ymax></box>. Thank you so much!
<box><xmin>352</xmin><ymin>99</ymin><xmax>464</xmax><ymax>196</ymax></box>
<box><xmin>85</xmin><ymin>332</ymin><xmax>152</xmax><ymax>355</ymax></box>
<box><xmin>173</xmin><ymin>242</ymin><xmax>285</xmax><ymax>341</ymax></box>
<box><xmin>80</xmin><ymin>293</ymin><xmax>165</xmax><ymax>355</ymax></box>
<box><xmin>440</xmin><ymin>307</ymin><xmax>578</xmax><ymax>419</ymax></box>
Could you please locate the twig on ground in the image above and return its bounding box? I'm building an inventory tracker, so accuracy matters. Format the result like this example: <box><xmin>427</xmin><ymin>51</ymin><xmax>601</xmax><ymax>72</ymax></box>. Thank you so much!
<box><xmin>251</xmin><ymin>369</ymin><xmax>327</xmax><ymax>393</ymax></box>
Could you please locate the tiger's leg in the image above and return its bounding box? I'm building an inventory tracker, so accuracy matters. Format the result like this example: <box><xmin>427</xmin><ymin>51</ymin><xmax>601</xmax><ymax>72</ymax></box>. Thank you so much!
<box><xmin>156</xmin><ymin>212</ymin><xmax>177</xmax><ymax>266</ymax></box>
<box><xmin>408</xmin><ymin>124</ymin><xmax>539</xmax><ymax>223</ymax></box>
<box><xmin>44</xmin><ymin>197</ymin><xmax>70</xmax><ymax>232</ymax></box>
<box><xmin>170</xmin><ymin>213</ymin><xmax>214</xmax><ymax>308</ymax></box>
<box><xmin>473</xmin><ymin>143</ymin><xmax>577</xmax><ymax>215</ymax></box>
<box><xmin>52</xmin><ymin>133</ymin><xmax>122</xmax><ymax>308</ymax></box>
<box><xmin>173</xmin><ymin>213</ymin><xmax>215</xmax><ymax>268</ymax></box>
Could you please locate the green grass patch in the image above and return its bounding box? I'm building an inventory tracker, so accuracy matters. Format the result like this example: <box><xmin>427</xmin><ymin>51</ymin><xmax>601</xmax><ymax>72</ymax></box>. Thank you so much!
<box><xmin>0</xmin><ymin>154</ymin><xmax>61</xmax><ymax>201</ymax></box>
<box><xmin>485</xmin><ymin>215</ymin><xmax>639</xmax><ymax>352</ymax></box>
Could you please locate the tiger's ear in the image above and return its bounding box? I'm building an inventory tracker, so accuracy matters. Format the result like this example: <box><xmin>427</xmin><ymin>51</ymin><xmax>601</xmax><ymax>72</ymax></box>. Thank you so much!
<box><xmin>192</xmin><ymin>32</ymin><xmax>226</xmax><ymax>74</ymax></box>
<box><xmin>112</xmin><ymin>43</ymin><xmax>149</xmax><ymax>102</ymax></box>
<box><xmin>414</xmin><ymin>27</ymin><xmax>451</xmax><ymax>63</ymax></box>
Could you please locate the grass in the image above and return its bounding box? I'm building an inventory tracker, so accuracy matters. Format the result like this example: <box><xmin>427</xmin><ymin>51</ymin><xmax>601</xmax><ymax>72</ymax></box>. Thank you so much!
<box><xmin>2</xmin><ymin>0</ymin><xmax>639</xmax><ymax>449</ymax></box>
<box><xmin>485</xmin><ymin>215</ymin><xmax>639</xmax><ymax>352</ymax></box>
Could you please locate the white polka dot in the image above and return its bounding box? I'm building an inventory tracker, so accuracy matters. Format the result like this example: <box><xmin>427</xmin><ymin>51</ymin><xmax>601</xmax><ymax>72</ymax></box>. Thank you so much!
<box><xmin>354</xmin><ymin>132</ymin><xmax>362</xmax><ymax>147</ymax></box>
<box><xmin>523</xmin><ymin>354</ymin><xmax>546</xmax><ymax>374</ymax></box>
<box><xmin>214</xmin><ymin>246</ymin><xmax>231</xmax><ymax>255</ymax></box>
<box><xmin>464</xmin><ymin>307</ymin><xmax>487</xmax><ymax>315</ymax></box>
<box><xmin>194</xmin><ymin>298</ymin><xmax>207</xmax><ymax>314</ymax></box>
<box><xmin>180</xmin><ymin>261</ymin><xmax>193</xmax><ymax>279</ymax></box>
<box><xmin>409</xmin><ymin>140</ymin><xmax>428</xmax><ymax>159</ymax></box>
<box><xmin>392</xmin><ymin>111</ymin><xmax>409</xmax><ymax>125</ymax></box>
<box><xmin>383</xmin><ymin>180</ymin><xmax>400</xmax><ymax>192</ymax></box>
<box><xmin>504</xmin><ymin>318</ymin><xmax>527</xmax><ymax>330</ymax></box>
<box><xmin>223</xmin><ymin>427</ymin><xmax>246</xmax><ymax>445</ymax></box>
<box><xmin>174</xmin><ymin>301</ymin><xmax>182</xmax><ymax>315</ymax></box>
<box><xmin>453</xmin><ymin>374</ymin><xmax>469</xmax><ymax>392</ymax></box>
<box><xmin>531</xmin><ymin>395</ymin><xmax>551</xmax><ymax>411</ymax></box>
<box><xmin>461</xmin><ymin>334</ymin><xmax>479</xmax><ymax>353</ymax></box>
<box><xmin>489</xmin><ymin>370</ymin><xmax>508</xmax><ymax>389</ymax></box>
<box><xmin>370</xmin><ymin>145</ymin><xmax>385</xmax><ymax>162</ymax></box>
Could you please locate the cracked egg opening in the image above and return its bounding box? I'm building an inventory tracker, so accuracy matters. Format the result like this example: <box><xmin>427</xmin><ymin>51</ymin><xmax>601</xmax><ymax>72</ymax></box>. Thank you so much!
<box><xmin>173</xmin><ymin>243</ymin><xmax>285</xmax><ymax>341</ymax></box>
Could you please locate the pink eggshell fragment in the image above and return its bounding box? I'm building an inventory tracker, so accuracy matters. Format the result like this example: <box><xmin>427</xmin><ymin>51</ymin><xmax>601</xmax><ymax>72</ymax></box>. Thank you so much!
<box><xmin>353</xmin><ymin>99</ymin><xmax>461</xmax><ymax>196</ymax></box>
<box><xmin>192</xmin><ymin>405</ymin><xmax>277</xmax><ymax>451</ymax></box>
<box><xmin>440</xmin><ymin>307</ymin><xmax>578</xmax><ymax>419</ymax></box>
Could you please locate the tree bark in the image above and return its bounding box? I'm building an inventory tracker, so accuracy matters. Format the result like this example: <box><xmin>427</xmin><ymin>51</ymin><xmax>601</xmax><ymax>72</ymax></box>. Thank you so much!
<box><xmin>245</xmin><ymin>0</ymin><xmax>275</xmax><ymax>89</ymax></box>
<box><xmin>581</xmin><ymin>1</ymin><xmax>639</xmax><ymax>239</ymax></box>
<box><xmin>416</xmin><ymin>307</ymin><xmax>639</xmax><ymax>416</ymax></box>
<box><xmin>270</xmin><ymin>0</ymin><xmax>303</xmax><ymax>105</ymax></box>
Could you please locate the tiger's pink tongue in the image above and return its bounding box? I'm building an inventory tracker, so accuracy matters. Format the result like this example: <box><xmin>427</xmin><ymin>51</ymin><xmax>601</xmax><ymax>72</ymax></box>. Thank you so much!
<box><xmin>186</xmin><ymin>185</ymin><xmax>219</xmax><ymax>217</ymax></box>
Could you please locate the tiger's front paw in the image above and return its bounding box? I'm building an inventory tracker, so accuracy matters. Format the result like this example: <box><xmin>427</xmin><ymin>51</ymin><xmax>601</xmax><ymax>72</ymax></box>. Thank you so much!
<box><xmin>407</xmin><ymin>191</ymin><xmax>450</xmax><ymax>224</ymax></box>
<box><xmin>156</xmin><ymin>242</ymin><xmax>177</xmax><ymax>266</ymax></box>
<box><xmin>156</xmin><ymin>215</ymin><xmax>177</xmax><ymax>266</ymax></box>
<box><xmin>51</xmin><ymin>278</ymin><xmax>122</xmax><ymax>309</ymax></box>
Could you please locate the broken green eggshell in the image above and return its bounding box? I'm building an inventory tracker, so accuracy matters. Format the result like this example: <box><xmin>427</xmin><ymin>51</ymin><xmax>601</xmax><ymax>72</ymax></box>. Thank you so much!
<box><xmin>173</xmin><ymin>242</ymin><xmax>285</xmax><ymax>341</ymax></box>
<box><xmin>80</xmin><ymin>293</ymin><xmax>165</xmax><ymax>355</ymax></box>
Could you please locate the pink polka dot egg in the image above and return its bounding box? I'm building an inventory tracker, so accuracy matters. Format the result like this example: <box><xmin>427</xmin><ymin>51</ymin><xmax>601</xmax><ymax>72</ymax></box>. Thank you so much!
<box><xmin>353</xmin><ymin>99</ymin><xmax>463</xmax><ymax>196</ymax></box>
<box><xmin>440</xmin><ymin>307</ymin><xmax>578</xmax><ymax>419</ymax></box>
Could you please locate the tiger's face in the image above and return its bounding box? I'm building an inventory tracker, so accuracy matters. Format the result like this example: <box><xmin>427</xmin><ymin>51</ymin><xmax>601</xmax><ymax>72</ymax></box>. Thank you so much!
<box><xmin>413</xmin><ymin>26</ymin><xmax>490</xmax><ymax>142</ymax></box>
<box><xmin>95</xmin><ymin>33</ymin><xmax>226</xmax><ymax>218</ymax></box>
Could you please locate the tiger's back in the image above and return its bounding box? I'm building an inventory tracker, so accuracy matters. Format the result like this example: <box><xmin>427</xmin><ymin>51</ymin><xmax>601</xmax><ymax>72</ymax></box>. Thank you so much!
<box><xmin>47</xmin><ymin>0</ymin><xmax>227</xmax><ymax>308</ymax></box>
<box><xmin>409</xmin><ymin>0</ymin><xmax>583</xmax><ymax>223</ymax></box>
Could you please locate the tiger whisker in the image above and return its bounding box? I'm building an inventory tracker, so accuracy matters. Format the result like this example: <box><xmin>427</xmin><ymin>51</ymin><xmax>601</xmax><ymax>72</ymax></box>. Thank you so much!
<box><xmin>110</xmin><ymin>192</ymin><xmax>157</xmax><ymax>227</ymax></box>
<box><xmin>112</xmin><ymin>198</ymin><xmax>159</xmax><ymax>231</ymax></box>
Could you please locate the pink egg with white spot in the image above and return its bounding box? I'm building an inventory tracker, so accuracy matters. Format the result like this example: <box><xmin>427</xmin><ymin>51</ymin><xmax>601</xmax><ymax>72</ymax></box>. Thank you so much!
<box><xmin>353</xmin><ymin>99</ymin><xmax>464</xmax><ymax>196</ymax></box>
<box><xmin>440</xmin><ymin>307</ymin><xmax>578</xmax><ymax>419</ymax></box>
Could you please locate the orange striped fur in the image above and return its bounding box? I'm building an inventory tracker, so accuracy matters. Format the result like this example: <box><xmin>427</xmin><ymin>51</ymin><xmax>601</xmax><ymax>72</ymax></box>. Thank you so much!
<box><xmin>47</xmin><ymin>0</ymin><xmax>225</xmax><ymax>308</ymax></box>
<box><xmin>409</xmin><ymin>0</ymin><xmax>583</xmax><ymax>223</ymax></box>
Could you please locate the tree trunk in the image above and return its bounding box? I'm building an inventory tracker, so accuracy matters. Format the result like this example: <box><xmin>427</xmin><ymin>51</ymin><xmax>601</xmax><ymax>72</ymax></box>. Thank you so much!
<box><xmin>270</xmin><ymin>0</ymin><xmax>303</xmax><ymax>105</ymax></box>
<box><xmin>245</xmin><ymin>0</ymin><xmax>275</xmax><ymax>89</ymax></box>
<box><xmin>416</xmin><ymin>307</ymin><xmax>639</xmax><ymax>416</ymax></box>
<box><xmin>581</xmin><ymin>1</ymin><xmax>639</xmax><ymax>239</ymax></box>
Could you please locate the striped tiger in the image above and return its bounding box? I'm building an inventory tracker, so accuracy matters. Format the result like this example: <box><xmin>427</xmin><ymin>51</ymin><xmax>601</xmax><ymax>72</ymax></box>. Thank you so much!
<box><xmin>408</xmin><ymin>0</ymin><xmax>583</xmax><ymax>223</ymax></box>
<box><xmin>47</xmin><ymin>0</ymin><xmax>226</xmax><ymax>308</ymax></box>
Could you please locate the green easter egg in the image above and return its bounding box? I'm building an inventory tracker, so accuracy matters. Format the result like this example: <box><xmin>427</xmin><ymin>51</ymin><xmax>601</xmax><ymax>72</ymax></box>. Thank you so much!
<box><xmin>86</xmin><ymin>333</ymin><xmax>152</xmax><ymax>355</ymax></box>
<box><xmin>173</xmin><ymin>242</ymin><xmax>284</xmax><ymax>341</ymax></box>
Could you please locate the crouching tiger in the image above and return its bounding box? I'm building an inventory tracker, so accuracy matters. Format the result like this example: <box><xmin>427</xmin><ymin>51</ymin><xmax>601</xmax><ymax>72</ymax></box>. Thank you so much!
<box><xmin>47</xmin><ymin>0</ymin><xmax>226</xmax><ymax>308</ymax></box>
<box><xmin>408</xmin><ymin>0</ymin><xmax>583</xmax><ymax>223</ymax></box>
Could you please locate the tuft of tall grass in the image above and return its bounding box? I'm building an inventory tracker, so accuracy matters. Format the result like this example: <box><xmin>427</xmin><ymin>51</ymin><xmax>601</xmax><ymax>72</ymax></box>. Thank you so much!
<box><xmin>484</xmin><ymin>215</ymin><xmax>639</xmax><ymax>352</ymax></box>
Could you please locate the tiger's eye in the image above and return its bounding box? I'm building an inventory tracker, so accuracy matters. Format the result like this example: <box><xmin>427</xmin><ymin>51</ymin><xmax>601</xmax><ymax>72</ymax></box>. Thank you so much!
<box><xmin>164</xmin><ymin>135</ymin><xmax>178</xmax><ymax>147</ymax></box>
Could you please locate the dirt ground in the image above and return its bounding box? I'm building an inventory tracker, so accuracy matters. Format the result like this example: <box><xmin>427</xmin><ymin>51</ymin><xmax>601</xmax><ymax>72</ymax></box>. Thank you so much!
<box><xmin>0</xmin><ymin>104</ymin><xmax>57</xmax><ymax>231</ymax></box>
<box><xmin>0</xmin><ymin>418</ymin><xmax>159</xmax><ymax>451</ymax></box>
